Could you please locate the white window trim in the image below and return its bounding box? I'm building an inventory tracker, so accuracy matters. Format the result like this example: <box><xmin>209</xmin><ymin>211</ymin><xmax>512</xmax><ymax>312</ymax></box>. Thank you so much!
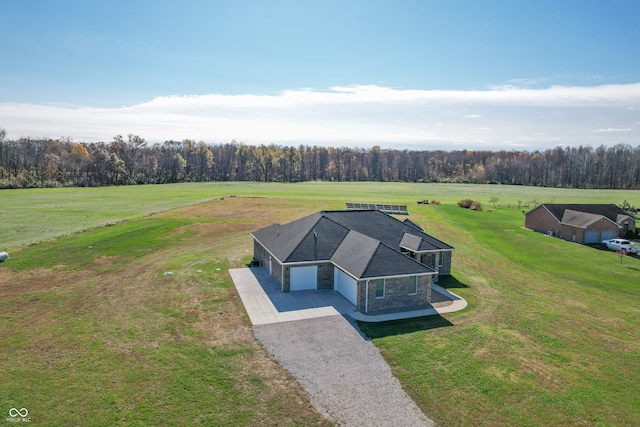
<box><xmin>375</xmin><ymin>278</ymin><xmax>385</xmax><ymax>299</ymax></box>
<box><xmin>408</xmin><ymin>276</ymin><xmax>417</xmax><ymax>295</ymax></box>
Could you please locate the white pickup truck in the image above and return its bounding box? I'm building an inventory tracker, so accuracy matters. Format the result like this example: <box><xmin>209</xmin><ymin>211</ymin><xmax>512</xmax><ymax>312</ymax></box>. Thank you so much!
<box><xmin>601</xmin><ymin>239</ymin><xmax>639</xmax><ymax>254</ymax></box>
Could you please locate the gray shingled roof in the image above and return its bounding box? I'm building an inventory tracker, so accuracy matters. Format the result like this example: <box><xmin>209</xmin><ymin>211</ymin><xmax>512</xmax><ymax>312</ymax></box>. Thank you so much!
<box><xmin>252</xmin><ymin>210</ymin><xmax>454</xmax><ymax>280</ymax></box>
<box><xmin>543</xmin><ymin>204</ymin><xmax>632</xmax><ymax>224</ymax></box>
<box><xmin>331</xmin><ymin>230</ymin><xmax>380</xmax><ymax>278</ymax></box>
<box><xmin>402</xmin><ymin>218</ymin><xmax>425</xmax><ymax>232</ymax></box>
<box><xmin>323</xmin><ymin>210</ymin><xmax>454</xmax><ymax>252</ymax></box>
<box><xmin>252</xmin><ymin>213</ymin><xmax>350</xmax><ymax>263</ymax></box>
<box><xmin>561</xmin><ymin>209</ymin><xmax>608</xmax><ymax>228</ymax></box>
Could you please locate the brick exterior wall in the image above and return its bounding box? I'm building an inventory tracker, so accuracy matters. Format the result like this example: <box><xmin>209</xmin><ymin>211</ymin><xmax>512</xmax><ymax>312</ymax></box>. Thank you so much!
<box><xmin>358</xmin><ymin>275</ymin><xmax>433</xmax><ymax>315</ymax></box>
<box><xmin>559</xmin><ymin>219</ymin><xmax>620</xmax><ymax>243</ymax></box>
<box><xmin>317</xmin><ymin>263</ymin><xmax>334</xmax><ymax>290</ymax></box>
<box><xmin>418</xmin><ymin>251</ymin><xmax>452</xmax><ymax>281</ymax></box>
<box><xmin>254</xmin><ymin>239</ymin><xmax>443</xmax><ymax>314</ymax></box>
<box><xmin>439</xmin><ymin>251</ymin><xmax>452</xmax><ymax>275</ymax></box>
<box><xmin>253</xmin><ymin>240</ymin><xmax>285</xmax><ymax>289</ymax></box>
<box><xmin>619</xmin><ymin>215</ymin><xmax>636</xmax><ymax>237</ymax></box>
<box><xmin>525</xmin><ymin>205</ymin><xmax>559</xmax><ymax>234</ymax></box>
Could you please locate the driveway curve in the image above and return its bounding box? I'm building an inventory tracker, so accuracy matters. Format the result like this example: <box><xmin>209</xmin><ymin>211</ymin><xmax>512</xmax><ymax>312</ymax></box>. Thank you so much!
<box><xmin>253</xmin><ymin>315</ymin><xmax>435</xmax><ymax>427</ymax></box>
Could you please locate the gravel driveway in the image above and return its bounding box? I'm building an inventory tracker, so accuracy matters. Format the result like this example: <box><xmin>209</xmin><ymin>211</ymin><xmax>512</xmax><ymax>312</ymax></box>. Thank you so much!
<box><xmin>253</xmin><ymin>315</ymin><xmax>435</xmax><ymax>427</ymax></box>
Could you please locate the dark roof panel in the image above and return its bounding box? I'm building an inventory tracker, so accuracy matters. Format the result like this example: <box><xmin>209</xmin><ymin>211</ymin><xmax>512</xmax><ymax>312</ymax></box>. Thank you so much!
<box><xmin>561</xmin><ymin>209</ymin><xmax>606</xmax><ymax>228</ymax></box>
<box><xmin>331</xmin><ymin>231</ymin><xmax>380</xmax><ymax>278</ymax></box>
<box><xmin>361</xmin><ymin>244</ymin><xmax>434</xmax><ymax>278</ymax></box>
<box><xmin>399</xmin><ymin>232</ymin><xmax>423</xmax><ymax>252</ymax></box>
<box><xmin>324</xmin><ymin>210</ymin><xmax>454</xmax><ymax>251</ymax></box>
<box><xmin>251</xmin><ymin>212</ymin><xmax>323</xmax><ymax>261</ymax></box>
<box><xmin>402</xmin><ymin>218</ymin><xmax>425</xmax><ymax>232</ymax></box>
<box><xmin>287</xmin><ymin>216</ymin><xmax>350</xmax><ymax>262</ymax></box>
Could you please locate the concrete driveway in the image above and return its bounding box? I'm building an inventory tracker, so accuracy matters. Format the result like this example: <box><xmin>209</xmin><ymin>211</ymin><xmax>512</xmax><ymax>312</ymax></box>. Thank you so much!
<box><xmin>229</xmin><ymin>266</ymin><xmax>466</xmax><ymax>325</ymax></box>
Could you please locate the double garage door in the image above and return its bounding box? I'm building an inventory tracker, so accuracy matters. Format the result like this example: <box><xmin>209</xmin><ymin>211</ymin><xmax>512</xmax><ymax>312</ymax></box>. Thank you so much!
<box><xmin>584</xmin><ymin>230</ymin><xmax>617</xmax><ymax>244</ymax></box>
<box><xmin>290</xmin><ymin>266</ymin><xmax>318</xmax><ymax>291</ymax></box>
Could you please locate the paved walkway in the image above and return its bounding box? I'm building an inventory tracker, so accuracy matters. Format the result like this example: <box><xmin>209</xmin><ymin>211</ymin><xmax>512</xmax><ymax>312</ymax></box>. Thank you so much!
<box><xmin>229</xmin><ymin>267</ymin><xmax>467</xmax><ymax>325</ymax></box>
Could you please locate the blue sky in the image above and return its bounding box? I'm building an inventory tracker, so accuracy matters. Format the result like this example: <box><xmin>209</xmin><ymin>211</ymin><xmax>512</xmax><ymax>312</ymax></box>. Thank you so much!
<box><xmin>1</xmin><ymin>0</ymin><xmax>639</xmax><ymax>150</ymax></box>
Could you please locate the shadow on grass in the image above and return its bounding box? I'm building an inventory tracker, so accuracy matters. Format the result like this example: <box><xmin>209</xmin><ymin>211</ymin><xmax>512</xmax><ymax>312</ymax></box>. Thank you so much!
<box><xmin>357</xmin><ymin>314</ymin><xmax>453</xmax><ymax>339</ymax></box>
<box><xmin>437</xmin><ymin>275</ymin><xmax>469</xmax><ymax>289</ymax></box>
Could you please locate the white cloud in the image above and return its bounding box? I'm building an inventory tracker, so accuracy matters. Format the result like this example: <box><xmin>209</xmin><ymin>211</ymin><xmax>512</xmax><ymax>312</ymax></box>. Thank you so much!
<box><xmin>1</xmin><ymin>83</ymin><xmax>640</xmax><ymax>150</ymax></box>
<box><xmin>593</xmin><ymin>128</ymin><xmax>634</xmax><ymax>133</ymax></box>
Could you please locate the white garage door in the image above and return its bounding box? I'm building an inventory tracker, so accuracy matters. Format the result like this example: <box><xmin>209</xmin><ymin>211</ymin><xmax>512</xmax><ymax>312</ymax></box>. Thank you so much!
<box><xmin>584</xmin><ymin>231</ymin><xmax>599</xmax><ymax>244</ymax></box>
<box><xmin>334</xmin><ymin>268</ymin><xmax>357</xmax><ymax>306</ymax></box>
<box><xmin>601</xmin><ymin>230</ymin><xmax>617</xmax><ymax>241</ymax></box>
<box><xmin>290</xmin><ymin>266</ymin><xmax>317</xmax><ymax>291</ymax></box>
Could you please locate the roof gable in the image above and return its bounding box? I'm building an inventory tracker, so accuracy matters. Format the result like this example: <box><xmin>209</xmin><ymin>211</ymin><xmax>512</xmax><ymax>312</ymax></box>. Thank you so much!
<box><xmin>331</xmin><ymin>230</ymin><xmax>380</xmax><ymax>278</ymax></box>
<box><xmin>360</xmin><ymin>243</ymin><xmax>434</xmax><ymax>278</ymax></box>
<box><xmin>399</xmin><ymin>232</ymin><xmax>423</xmax><ymax>252</ymax></box>
<box><xmin>287</xmin><ymin>216</ymin><xmax>351</xmax><ymax>262</ymax></box>
<box><xmin>251</xmin><ymin>212</ymin><xmax>322</xmax><ymax>262</ymax></box>
<box><xmin>561</xmin><ymin>209</ymin><xmax>610</xmax><ymax>228</ymax></box>
<box><xmin>252</xmin><ymin>213</ymin><xmax>351</xmax><ymax>263</ymax></box>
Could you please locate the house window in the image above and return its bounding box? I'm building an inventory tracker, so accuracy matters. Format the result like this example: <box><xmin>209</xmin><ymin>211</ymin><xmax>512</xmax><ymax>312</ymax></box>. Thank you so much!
<box><xmin>438</xmin><ymin>253</ymin><xmax>444</xmax><ymax>268</ymax></box>
<box><xmin>375</xmin><ymin>279</ymin><xmax>385</xmax><ymax>298</ymax></box>
<box><xmin>408</xmin><ymin>276</ymin><xmax>417</xmax><ymax>295</ymax></box>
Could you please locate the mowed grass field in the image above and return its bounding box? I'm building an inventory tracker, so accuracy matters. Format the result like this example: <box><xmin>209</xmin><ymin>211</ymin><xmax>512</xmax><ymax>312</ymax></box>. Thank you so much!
<box><xmin>1</xmin><ymin>182</ymin><xmax>639</xmax><ymax>426</ymax></box>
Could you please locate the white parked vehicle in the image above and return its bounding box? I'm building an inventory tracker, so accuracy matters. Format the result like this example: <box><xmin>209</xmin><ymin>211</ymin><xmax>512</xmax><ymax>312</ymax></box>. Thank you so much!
<box><xmin>601</xmin><ymin>239</ymin><xmax>639</xmax><ymax>254</ymax></box>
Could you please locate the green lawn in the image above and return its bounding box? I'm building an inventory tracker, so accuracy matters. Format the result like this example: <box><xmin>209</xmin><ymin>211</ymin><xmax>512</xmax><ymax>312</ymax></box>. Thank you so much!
<box><xmin>0</xmin><ymin>196</ymin><xmax>332</xmax><ymax>426</ymax></box>
<box><xmin>1</xmin><ymin>183</ymin><xmax>639</xmax><ymax>426</ymax></box>
<box><xmin>2</xmin><ymin>181</ymin><xmax>638</xmax><ymax>250</ymax></box>
<box><xmin>360</xmin><ymin>203</ymin><xmax>640</xmax><ymax>426</ymax></box>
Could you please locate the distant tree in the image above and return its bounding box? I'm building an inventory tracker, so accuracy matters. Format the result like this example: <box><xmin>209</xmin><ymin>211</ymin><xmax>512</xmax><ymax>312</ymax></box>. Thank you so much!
<box><xmin>171</xmin><ymin>153</ymin><xmax>186</xmax><ymax>182</ymax></box>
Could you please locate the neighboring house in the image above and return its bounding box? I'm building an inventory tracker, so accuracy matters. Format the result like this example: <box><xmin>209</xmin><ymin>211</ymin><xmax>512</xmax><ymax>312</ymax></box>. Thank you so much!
<box><xmin>251</xmin><ymin>210</ymin><xmax>454</xmax><ymax>315</ymax></box>
<box><xmin>525</xmin><ymin>204</ymin><xmax>637</xmax><ymax>244</ymax></box>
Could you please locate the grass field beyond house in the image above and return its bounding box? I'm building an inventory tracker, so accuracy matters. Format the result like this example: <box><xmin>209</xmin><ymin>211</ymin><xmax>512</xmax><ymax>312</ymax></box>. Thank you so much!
<box><xmin>2</xmin><ymin>181</ymin><xmax>638</xmax><ymax>250</ymax></box>
<box><xmin>1</xmin><ymin>183</ymin><xmax>639</xmax><ymax>426</ymax></box>
<box><xmin>360</xmin><ymin>203</ymin><xmax>640</xmax><ymax>427</ymax></box>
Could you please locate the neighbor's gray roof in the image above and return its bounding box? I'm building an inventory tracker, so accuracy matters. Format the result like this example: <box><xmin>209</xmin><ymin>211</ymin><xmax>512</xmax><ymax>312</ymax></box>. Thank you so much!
<box><xmin>252</xmin><ymin>209</ymin><xmax>454</xmax><ymax>280</ymax></box>
<box><xmin>561</xmin><ymin>209</ymin><xmax>611</xmax><ymax>229</ymax></box>
<box><xmin>541</xmin><ymin>204</ymin><xmax>634</xmax><ymax>224</ymax></box>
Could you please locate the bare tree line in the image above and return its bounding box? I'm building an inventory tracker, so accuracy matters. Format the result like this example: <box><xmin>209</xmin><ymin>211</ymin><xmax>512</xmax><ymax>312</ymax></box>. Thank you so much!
<box><xmin>0</xmin><ymin>128</ymin><xmax>639</xmax><ymax>189</ymax></box>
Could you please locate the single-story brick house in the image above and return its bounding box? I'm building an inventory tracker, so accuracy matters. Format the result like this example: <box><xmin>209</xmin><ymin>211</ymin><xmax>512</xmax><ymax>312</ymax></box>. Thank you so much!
<box><xmin>524</xmin><ymin>204</ymin><xmax>636</xmax><ymax>244</ymax></box>
<box><xmin>251</xmin><ymin>210</ymin><xmax>454</xmax><ymax>315</ymax></box>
